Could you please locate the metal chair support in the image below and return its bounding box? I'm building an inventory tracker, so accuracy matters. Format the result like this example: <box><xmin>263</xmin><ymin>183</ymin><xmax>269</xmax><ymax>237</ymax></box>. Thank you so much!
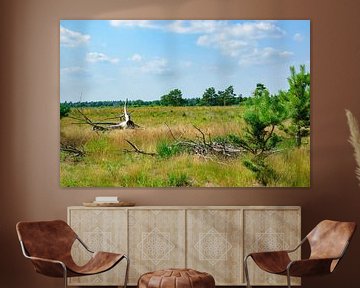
<box><xmin>243</xmin><ymin>220</ymin><xmax>356</xmax><ymax>288</ymax></box>
<box><xmin>17</xmin><ymin>220</ymin><xmax>129</xmax><ymax>288</ymax></box>
<box><xmin>243</xmin><ymin>254</ymin><xmax>252</xmax><ymax>288</ymax></box>
<box><xmin>244</xmin><ymin>238</ymin><xmax>304</xmax><ymax>288</ymax></box>
<box><xmin>123</xmin><ymin>255</ymin><xmax>130</xmax><ymax>288</ymax></box>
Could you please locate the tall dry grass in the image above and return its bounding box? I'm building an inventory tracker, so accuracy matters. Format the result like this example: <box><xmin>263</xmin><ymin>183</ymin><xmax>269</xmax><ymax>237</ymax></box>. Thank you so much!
<box><xmin>60</xmin><ymin>106</ymin><xmax>310</xmax><ymax>187</ymax></box>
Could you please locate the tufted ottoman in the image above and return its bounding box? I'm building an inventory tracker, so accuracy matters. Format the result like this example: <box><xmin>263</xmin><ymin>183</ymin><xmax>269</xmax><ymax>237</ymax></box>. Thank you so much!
<box><xmin>138</xmin><ymin>268</ymin><xmax>215</xmax><ymax>288</ymax></box>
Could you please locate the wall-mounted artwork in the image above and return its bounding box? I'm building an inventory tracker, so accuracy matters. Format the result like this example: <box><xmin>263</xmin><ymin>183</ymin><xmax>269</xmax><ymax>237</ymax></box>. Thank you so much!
<box><xmin>60</xmin><ymin>20</ymin><xmax>310</xmax><ymax>187</ymax></box>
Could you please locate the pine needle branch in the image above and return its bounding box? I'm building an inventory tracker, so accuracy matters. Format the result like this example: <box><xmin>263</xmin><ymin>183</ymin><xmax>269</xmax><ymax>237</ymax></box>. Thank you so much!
<box><xmin>346</xmin><ymin>109</ymin><xmax>360</xmax><ymax>186</ymax></box>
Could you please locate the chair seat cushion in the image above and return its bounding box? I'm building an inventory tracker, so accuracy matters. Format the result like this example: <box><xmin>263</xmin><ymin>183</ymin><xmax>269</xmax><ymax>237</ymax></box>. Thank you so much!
<box><xmin>138</xmin><ymin>268</ymin><xmax>215</xmax><ymax>288</ymax></box>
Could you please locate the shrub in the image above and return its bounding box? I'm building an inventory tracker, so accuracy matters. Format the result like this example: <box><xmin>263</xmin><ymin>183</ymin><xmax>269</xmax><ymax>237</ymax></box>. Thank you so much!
<box><xmin>156</xmin><ymin>141</ymin><xmax>182</xmax><ymax>158</ymax></box>
<box><xmin>60</xmin><ymin>103</ymin><xmax>71</xmax><ymax>118</ymax></box>
<box><xmin>167</xmin><ymin>172</ymin><xmax>192</xmax><ymax>187</ymax></box>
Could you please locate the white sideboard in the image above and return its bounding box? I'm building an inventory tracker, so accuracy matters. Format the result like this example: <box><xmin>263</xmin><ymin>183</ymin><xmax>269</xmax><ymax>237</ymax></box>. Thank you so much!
<box><xmin>67</xmin><ymin>206</ymin><xmax>301</xmax><ymax>286</ymax></box>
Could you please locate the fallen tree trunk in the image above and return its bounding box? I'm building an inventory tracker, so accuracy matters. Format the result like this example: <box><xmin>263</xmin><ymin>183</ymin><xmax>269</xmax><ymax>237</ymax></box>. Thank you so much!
<box><xmin>122</xmin><ymin>125</ymin><xmax>245</xmax><ymax>164</ymax></box>
<box><xmin>167</xmin><ymin>124</ymin><xmax>244</xmax><ymax>158</ymax></box>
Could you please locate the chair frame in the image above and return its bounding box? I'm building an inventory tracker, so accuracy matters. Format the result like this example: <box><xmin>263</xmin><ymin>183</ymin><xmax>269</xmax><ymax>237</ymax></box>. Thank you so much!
<box><xmin>244</xmin><ymin>236</ymin><xmax>350</xmax><ymax>288</ymax></box>
<box><xmin>18</xmin><ymin>231</ymin><xmax>129</xmax><ymax>288</ymax></box>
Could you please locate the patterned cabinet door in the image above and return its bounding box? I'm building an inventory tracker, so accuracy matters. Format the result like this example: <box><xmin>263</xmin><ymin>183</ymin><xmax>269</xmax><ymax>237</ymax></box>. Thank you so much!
<box><xmin>68</xmin><ymin>208</ymin><xmax>128</xmax><ymax>286</ymax></box>
<box><xmin>128</xmin><ymin>209</ymin><xmax>186</xmax><ymax>284</ymax></box>
<box><xmin>187</xmin><ymin>209</ymin><xmax>243</xmax><ymax>285</ymax></box>
<box><xmin>243</xmin><ymin>209</ymin><xmax>301</xmax><ymax>286</ymax></box>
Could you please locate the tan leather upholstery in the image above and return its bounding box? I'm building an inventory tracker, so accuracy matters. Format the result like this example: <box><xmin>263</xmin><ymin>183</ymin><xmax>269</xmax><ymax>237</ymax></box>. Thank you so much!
<box><xmin>307</xmin><ymin>220</ymin><xmax>356</xmax><ymax>260</ymax></box>
<box><xmin>138</xmin><ymin>269</ymin><xmax>215</xmax><ymax>288</ymax></box>
<box><xmin>16</xmin><ymin>220</ymin><xmax>125</xmax><ymax>278</ymax></box>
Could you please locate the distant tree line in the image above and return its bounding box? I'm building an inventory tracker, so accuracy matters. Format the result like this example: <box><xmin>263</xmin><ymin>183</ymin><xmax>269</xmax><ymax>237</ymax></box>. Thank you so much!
<box><xmin>159</xmin><ymin>86</ymin><xmax>244</xmax><ymax>107</ymax></box>
<box><xmin>60</xmin><ymin>85</ymin><xmax>244</xmax><ymax>113</ymax></box>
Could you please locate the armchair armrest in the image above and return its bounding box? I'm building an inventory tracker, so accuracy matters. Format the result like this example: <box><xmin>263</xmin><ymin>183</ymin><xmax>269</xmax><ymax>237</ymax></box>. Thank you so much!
<box><xmin>25</xmin><ymin>255</ymin><xmax>67</xmax><ymax>277</ymax></box>
<box><xmin>19</xmin><ymin>240</ymin><xmax>67</xmax><ymax>277</ymax></box>
<box><xmin>245</xmin><ymin>236</ymin><xmax>306</xmax><ymax>259</ymax></box>
<box><xmin>76</xmin><ymin>235</ymin><xmax>94</xmax><ymax>254</ymax></box>
<box><xmin>285</xmin><ymin>237</ymin><xmax>307</xmax><ymax>253</ymax></box>
<box><xmin>287</xmin><ymin>239</ymin><xmax>351</xmax><ymax>277</ymax></box>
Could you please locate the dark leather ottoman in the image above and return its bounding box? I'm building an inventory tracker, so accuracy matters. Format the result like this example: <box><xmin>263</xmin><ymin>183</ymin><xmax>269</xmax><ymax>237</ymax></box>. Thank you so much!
<box><xmin>138</xmin><ymin>268</ymin><xmax>215</xmax><ymax>288</ymax></box>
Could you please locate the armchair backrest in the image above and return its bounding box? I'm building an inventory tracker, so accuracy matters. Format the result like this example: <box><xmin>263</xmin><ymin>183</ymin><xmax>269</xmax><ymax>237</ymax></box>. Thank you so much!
<box><xmin>307</xmin><ymin>220</ymin><xmax>356</xmax><ymax>261</ymax></box>
<box><xmin>16</xmin><ymin>220</ymin><xmax>77</xmax><ymax>261</ymax></box>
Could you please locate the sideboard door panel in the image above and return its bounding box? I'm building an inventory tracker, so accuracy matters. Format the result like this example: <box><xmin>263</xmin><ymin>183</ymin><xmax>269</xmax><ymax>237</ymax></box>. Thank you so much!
<box><xmin>186</xmin><ymin>209</ymin><xmax>243</xmax><ymax>285</ymax></box>
<box><xmin>67</xmin><ymin>206</ymin><xmax>300</xmax><ymax>286</ymax></box>
<box><xmin>128</xmin><ymin>209</ymin><xmax>186</xmax><ymax>284</ymax></box>
<box><xmin>243</xmin><ymin>209</ymin><xmax>301</xmax><ymax>286</ymax></box>
<box><xmin>68</xmin><ymin>208</ymin><xmax>127</xmax><ymax>286</ymax></box>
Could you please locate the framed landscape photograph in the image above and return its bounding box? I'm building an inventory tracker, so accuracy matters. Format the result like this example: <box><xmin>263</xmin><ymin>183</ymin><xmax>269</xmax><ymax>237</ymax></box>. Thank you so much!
<box><xmin>60</xmin><ymin>20</ymin><xmax>310</xmax><ymax>187</ymax></box>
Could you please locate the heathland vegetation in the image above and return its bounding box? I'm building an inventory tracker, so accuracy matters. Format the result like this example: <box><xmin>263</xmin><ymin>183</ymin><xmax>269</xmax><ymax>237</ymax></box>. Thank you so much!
<box><xmin>60</xmin><ymin>65</ymin><xmax>310</xmax><ymax>187</ymax></box>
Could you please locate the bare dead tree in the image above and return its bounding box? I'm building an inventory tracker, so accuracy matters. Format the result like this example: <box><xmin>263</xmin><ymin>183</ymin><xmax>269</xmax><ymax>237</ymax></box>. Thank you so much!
<box><xmin>108</xmin><ymin>99</ymin><xmax>140</xmax><ymax>129</ymax></box>
<box><xmin>70</xmin><ymin>99</ymin><xmax>141</xmax><ymax>131</ymax></box>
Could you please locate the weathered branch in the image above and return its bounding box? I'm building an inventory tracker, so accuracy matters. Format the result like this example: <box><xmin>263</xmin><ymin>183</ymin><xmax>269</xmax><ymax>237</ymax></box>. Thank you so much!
<box><xmin>72</xmin><ymin>108</ymin><xmax>109</xmax><ymax>131</ymax></box>
<box><xmin>124</xmin><ymin>140</ymin><xmax>157</xmax><ymax>156</ymax></box>
<box><xmin>60</xmin><ymin>143</ymin><xmax>85</xmax><ymax>157</ymax></box>
<box><xmin>165</xmin><ymin>123</ymin><xmax>178</xmax><ymax>141</ymax></box>
<box><xmin>193</xmin><ymin>124</ymin><xmax>209</xmax><ymax>146</ymax></box>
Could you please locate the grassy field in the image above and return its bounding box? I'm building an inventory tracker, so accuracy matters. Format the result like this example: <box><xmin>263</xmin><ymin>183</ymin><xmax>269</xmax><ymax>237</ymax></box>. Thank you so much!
<box><xmin>60</xmin><ymin>106</ymin><xmax>310</xmax><ymax>187</ymax></box>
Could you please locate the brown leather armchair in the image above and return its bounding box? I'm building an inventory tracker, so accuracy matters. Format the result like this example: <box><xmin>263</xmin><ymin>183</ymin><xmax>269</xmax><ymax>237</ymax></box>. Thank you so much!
<box><xmin>16</xmin><ymin>220</ymin><xmax>129</xmax><ymax>288</ymax></box>
<box><xmin>244</xmin><ymin>220</ymin><xmax>356</xmax><ymax>288</ymax></box>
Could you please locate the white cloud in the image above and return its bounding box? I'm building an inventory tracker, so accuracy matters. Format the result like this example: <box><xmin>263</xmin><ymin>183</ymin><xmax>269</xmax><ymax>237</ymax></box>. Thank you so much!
<box><xmin>130</xmin><ymin>53</ymin><xmax>143</xmax><ymax>62</ymax></box>
<box><xmin>166</xmin><ymin>20</ymin><xmax>285</xmax><ymax>38</ymax></box>
<box><xmin>86</xmin><ymin>52</ymin><xmax>119</xmax><ymax>64</ymax></box>
<box><xmin>60</xmin><ymin>26</ymin><xmax>90</xmax><ymax>47</ymax></box>
<box><xmin>239</xmin><ymin>47</ymin><xmax>294</xmax><ymax>66</ymax></box>
<box><xmin>229</xmin><ymin>21</ymin><xmax>285</xmax><ymax>39</ymax></box>
<box><xmin>109</xmin><ymin>20</ymin><xmax>291</xmax><ymax>66</ymax></box>
<box><xmin>139</xmin><ymin>57</ymin><xmax>169</xmax><ymax>74</ymax></box>
<box><xmin>109</xmin><ymin>20</ymin><xmax>285</xmax><ymax>39</ymax></box>
<box><xmin>197</xmin><ymin>33</ymin><xmax>249</xmax><ymax>57</ymax></box>
<box><xmin>61</xmin><ymin>66</ymin><xmax>86</xmax><ymax>74</ymax></box>
<box><xmin>193</xmin><ymin>21</ymin><xmax>288</xmax><ymax>64</ymax></box>
<box><xmin>109</xmin><ymin>20</ymin><xmax>156</xmax><ymax>29</ymax></box>
<box><xmin>109</xmin><ymin>20</ymin><xmax>285</xmax><ymax>38</ymax></box>
<box><xmin>167</xmin><ymin>20</ymin><xmax>225</xmax><ymax>34</ymax></box>
<box><xmin>293</xmin><ymin>33</ymin><xmax>304</xmax><ymax>42</ymax></box>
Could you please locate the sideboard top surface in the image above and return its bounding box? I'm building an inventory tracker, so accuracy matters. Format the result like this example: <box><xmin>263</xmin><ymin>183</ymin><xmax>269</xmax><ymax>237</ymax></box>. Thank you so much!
<box><xmin>68</xmin><ymin>205</ymin><xmax>301</xmax><ymax>210</ymax></box>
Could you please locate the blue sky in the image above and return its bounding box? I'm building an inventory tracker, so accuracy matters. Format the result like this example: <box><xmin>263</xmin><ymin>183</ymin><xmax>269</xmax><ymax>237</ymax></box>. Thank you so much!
<box><xmin>60</xmin><ymin>20</ymin><xmax>310</xmax><ymax>102</ymax></box>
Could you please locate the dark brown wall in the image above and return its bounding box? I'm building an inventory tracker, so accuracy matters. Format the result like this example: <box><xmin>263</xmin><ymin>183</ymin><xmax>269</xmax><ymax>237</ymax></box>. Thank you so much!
<box><xmin>1</xmin><ymin>0</ymin><xmax>360</xmax><ymax>287</ymax></box>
